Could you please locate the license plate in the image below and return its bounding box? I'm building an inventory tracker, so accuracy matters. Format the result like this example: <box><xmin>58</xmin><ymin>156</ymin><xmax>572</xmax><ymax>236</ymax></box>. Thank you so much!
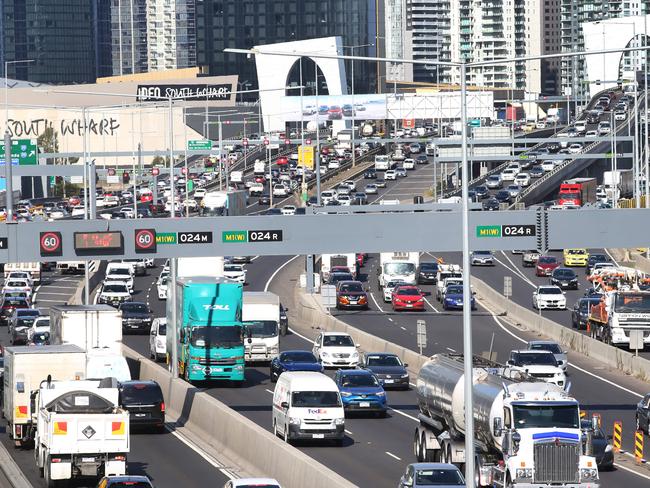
<box><xmin>406</xmin><ymin>304</ymin><xmax>413</xmax><ymax>308</ymax></box>
<box><xmin>312</xmin><ymin>433</ymin><xmax>324</xmax><ymax>439</ymax></box>
<box><xmin>81</xmin><ymin>457</ymin><xmax>95</xmax><ymax>463</ymax></box>
<box><xmin>128</xmin><ymin>324</ymin><xmax>139</xmax><ymax>328</ymax></box>
<box><xmin>349</xmin><ymin>300</ymin><xmax>357</xmax><ymax>304</ymax></box>
<box><xmin>360</xmin><ymin>402</ymin><xmax>370</xmax><ymax>408</ymax></box>
<box><xmin>212</xmin><ymin>367</ymin><xmax>223</xmax><ymax>372</ymax></box>
<box><xmin>135</xmin><ymin>413</ymin><xmax>147</xmax><ymax>417</ymax></box>
<box><xmin>384</xmin><ymin>379</ymin><xmax>394</xmax><ymax>384</ymax></box>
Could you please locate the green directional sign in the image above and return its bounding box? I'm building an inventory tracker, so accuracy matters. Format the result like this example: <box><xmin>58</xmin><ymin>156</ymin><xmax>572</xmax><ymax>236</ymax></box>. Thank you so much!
<box><xmin>187</xmin><ymin>140</ymin><xmax>212</xmax><ymax>151</ymax></box>
<box><xmin>476</xmin><ymin>225</ymin><xmax>502</xmax><ymax>238</ymax></box>
<box><xmin>0</xmin><ymin>138</ymin><xmax>38</xmax><ymax>165</ymax></box>
<box><xmin>222</xmin><ymin>231</ymin><xmax>248</xmax><ymax>243</ymax></box>
<box><xmin>156</xmin><ymin>232</ymin><xmax>177</xmax><ymax>245</ymax></box>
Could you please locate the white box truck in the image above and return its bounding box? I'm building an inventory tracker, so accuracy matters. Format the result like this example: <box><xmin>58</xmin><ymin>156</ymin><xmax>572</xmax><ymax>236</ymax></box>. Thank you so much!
<box><xmin>603</xmin><ymin>169</ymin><xmax>633</xmax><ymax>200</ymax></box>
<box><xmin>4</xmin><ymin>262</ymin><xmax>41</xmax><ymax>283</ymax></box>
<box><xmin>49</xmin><ymin>305</ymin><xmax>123</xmax><ymax>353</ymax></box>
<box><xmin>320</xmin><ymin>254</ymin><xmax>357</xmax><ymax>282</ymax></box>
<box><xmin>254</xmin><ymin>161</ymin><xmax>266</xmax><ymax>175</ymax></box>
<box><xmin>177</xmin><ymin>257</ymin><xmax>225</xmax><ymax>278</ymax></box>
<box><xmin>243</xmin><ymin>292</ymin><xmax>281</xmax><ymax>363</ymax></box>
<box><xmin>377</xmin><ymin>252</ymin><xmax>420</xmax><ymax>288</ymax></box>
<box><xmin>2</xmin><ymin>345</ymin><xmax>86</xmax><ymax>446</ymax></box>
<box><xmin>34</xmin><ymin>379</ymin><xmax>129</xmax><ymax>486</ymax></box>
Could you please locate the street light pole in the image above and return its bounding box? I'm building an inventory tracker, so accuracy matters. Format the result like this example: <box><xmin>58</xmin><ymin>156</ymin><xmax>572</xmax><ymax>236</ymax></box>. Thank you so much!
<box><xmin>168</xmin><ymin>96</ymin><xmax>178</xmax><ymax>379</ymax></box>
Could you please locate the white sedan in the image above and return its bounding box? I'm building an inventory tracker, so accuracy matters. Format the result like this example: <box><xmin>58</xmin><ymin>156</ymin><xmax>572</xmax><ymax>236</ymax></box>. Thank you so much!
<box><xmin>585</xmin><ymin>130</ymin><xmax>598</xmax><ymax>138</ymax></box>
<box><xmin>403</xmin><ymin>158</ymin><xmax>415</xmax><ymax>170</ymax></box>
<box><xmin>514</xmin><ymin>173</ymin><xmax>531</xmax><ymax>187</ymax></box>
<box><xmin>568</xmin><ymin>144</ymin><xmax>583</xmax><ymax>154</ymax></box>
<box><xmin>385</xmin><ymin>170</ymin><xmax>397</xmax><ymax>180</ymax></box>
<box><xmin>499</xmin><ymin>168</ymin><xmax>518</xmax><ymax>182</ymax></box>
<box><xmin>532</xmin><ymin>285</ymin><xmax>566</xmax><ymax>310</ymax></box>
<box><xmin>541</xmin><ymin>160</ymin><xmax>555</xmax><ymax>172</ymax></box>
<box><xmin>272</xmin><ymin>184</ymin><xmax>289</xmax><ymax>197</ymax></box>
<box><xmin>327</xmin><ymin>160</ymin><xmax>341</xmax><ymax>170</ymax></box>
<box><xmin>281</xmin><ymin>205</ymin><xmax>296</xmax><ymax>215</ymax></box>
<box><xmin>223</xmin><ymin>264</ymin><xmax>246</xmax><ymax>284</ymax></box>
<box><xmin>337</xmin><ymin>194</ymin><xmax>352</xmax><ymax>206</ymax></box>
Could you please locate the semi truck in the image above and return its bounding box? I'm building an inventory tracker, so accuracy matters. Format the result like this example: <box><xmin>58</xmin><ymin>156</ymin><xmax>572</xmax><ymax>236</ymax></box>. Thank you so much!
<box><xmin>414</xmin><ymin>354</ymin><xmax>600</xmax><ymax>488</ymax></box>
<box><xmin>558</xmin><ymin>178</ymin><xmax>597</xmax><ymax>207</ymax></box>
<box><xmin>377</xmin><ymin>252</ymin><xmax>420</xmax><ymax>288</ymax></box>
<box><xmin>320</xmin><ymin>253</ymin><xmax>357</xmax><ymax>282</ymax></box>
<box><xmin>603</xmin><ymin>169</ymin><xmax>633</xmax><ymax>200</ymax></box>
<box><xmin>49</xmin><ymin>305</ymin><xmax>123</xmax><ymax>353</ymax></box>
<box><xmin>242</xmin><ymin>291</ymin><xmax>281</xmax><ymax>362</ymax></box>
<box><xmin>167</xmin><ymin>277</ymin><xmax>245</xmax><ymax>384</ymax></box>
<box><xmin>588</xmin><ymin>290</ymin><xmax>650</xmax><ymax>348</ymax></box>
<box><xmin>34</xmin><ymin>378</ymin><xmax>129</xmax><ymax>486</ymax></box>
<box><xmin>2</xmin><ymin>345</ymin><xmax>86</xmax><ymax>447</ymax></box>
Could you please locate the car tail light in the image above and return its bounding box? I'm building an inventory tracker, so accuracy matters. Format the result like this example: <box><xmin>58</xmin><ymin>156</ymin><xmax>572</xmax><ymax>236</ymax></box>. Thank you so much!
<box><xmin>51</xmin><ymin>458</ymin><xmax>62</xmax><ymax>463</ymax></box>
<box><xmin>113</xmin><ymin>455</ymin><xmax>126</xmax><ymax>461</ymax></box>
<box><xmin>160</xmin><ymin>402</ymin><xmax>165</xmax><ymax>412</ymax></box>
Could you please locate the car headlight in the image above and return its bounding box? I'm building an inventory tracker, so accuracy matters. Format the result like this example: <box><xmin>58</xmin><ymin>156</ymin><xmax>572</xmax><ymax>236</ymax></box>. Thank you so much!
<box><xmin>581</xmin><ymin>468</ymin><xmax>598</xmax><ymax>480</ymax></box>
<box><xmin>334</xmin><ymin>417</ymin><xmax>345</xmax><ymax>425</ymax></box>
<box><xmin>376</xmin><ymin>391</ymin><xmax>386</xmax><ymax>397</ymax></box>
<box><xmin>605</xmin><ymin>444</ymin><xmax>613</xmax><ymax>452</ymax></box>
<box><xmin>321</xmin><ymin>352</ymin><xmax>330</xmax><ymax>357</ymax></box>
<box><xmin>351</xmin><ymin>352</ymin><xmax>359</xmax><ymax>359</ymax></box>
<box><xmin>516</xmin><ymin>468</ymin><xmax>533</xmax><ymax>479</ymax></box>
<box><xmin>289</xmin><ymin>417</ymin><xmax>301</xmax><ymax>425</ymax></box>
<box><xmin>401</xmin><ymin>373</ymin><xmax>410</xmax><ymax>378</ymax></box>
<box><xmin>270</xmin><ymin>347</ymin><xmax>279</xmax><ymax>354</ymax></box>
<box><xmin>340</xmin><ymin>391</ymin><xmax>352</xmax><ymax>397</ymax></box>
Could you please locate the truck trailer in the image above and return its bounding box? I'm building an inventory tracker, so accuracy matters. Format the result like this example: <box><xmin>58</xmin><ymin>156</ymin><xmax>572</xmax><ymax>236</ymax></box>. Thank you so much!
<box><xmin>49</xmin><ymin>305</ymin><xmax>123</xmax><ymax>353</ymax></box>
<box><xmin>414</xmin><ymin>354</ymin><xmax>599</xmax><ymax>487</ymax></box>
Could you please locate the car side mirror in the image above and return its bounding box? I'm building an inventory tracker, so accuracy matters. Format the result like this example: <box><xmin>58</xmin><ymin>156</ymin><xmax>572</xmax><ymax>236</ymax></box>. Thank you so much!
<box><xmin>493</xmin><ymin>417</ymin><xmax>503</xmax><ymax>437</ymax></box>
<box><xmin>281</xmin><ymin>401</ymin><xmax>289</xmax><ymax>409</ymax></box>
<box><xmin>507</xmin><ymin>360</ymin><xmax>514</xmax><ymax>366</ymax></box>
<box><xmin>180</xmin><ymin>329</ymin><xmax>186</xmax><ymax>342</ymax></box>
<box><xmin>403</xmin><ymin>363</ymin><xmax>409</xmax><ymax>368</ymax></box>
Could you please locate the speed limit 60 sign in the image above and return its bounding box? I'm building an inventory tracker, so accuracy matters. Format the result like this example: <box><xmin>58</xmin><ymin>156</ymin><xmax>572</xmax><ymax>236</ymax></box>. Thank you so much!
<box><xmin>134</xmin><ymin>229</ymin><xmax>157</xmax><ymax>254</ymax></box>
<box><xmin>40</xmin><ymin>231</ymin><xmax>62</xmax><ymax>257</ymax></box>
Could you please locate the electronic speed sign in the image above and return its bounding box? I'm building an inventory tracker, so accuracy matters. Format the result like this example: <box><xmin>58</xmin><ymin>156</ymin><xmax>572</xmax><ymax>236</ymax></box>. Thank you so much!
<box><xmin>134</xmin><ymin>229</ymin><xmax>157</xmax><ymax>254</ymax></box>
<box><xmin>151</xmin><ymin>167</ymin><xmax>160</xmax><ymax>176</ymax></box>
<box><xmin>40</xmin><ymin>231</ymin><xmax>63</xmax><ymax>257</ymax></box>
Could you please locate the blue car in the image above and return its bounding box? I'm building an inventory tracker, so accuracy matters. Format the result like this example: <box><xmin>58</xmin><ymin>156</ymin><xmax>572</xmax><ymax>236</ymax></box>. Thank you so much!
<box><xmin>442</xmin><ymin>284</ymin><xmax>476</xmax><ymax>311</ymax></box>
<box><xmin>269</xmin><ymin>350</ymin><xmax>323</xmax><ymax>382</ymax></box>
<box><xmin>334</xmin><ymin>369</ymin><xmax>387</xmax><ymax>416</ymax></box>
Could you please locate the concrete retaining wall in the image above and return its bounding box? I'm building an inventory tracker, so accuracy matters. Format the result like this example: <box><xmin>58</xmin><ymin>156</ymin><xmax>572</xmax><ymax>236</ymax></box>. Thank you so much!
<box><xmin>471</xmin><ymin>276</ymin><xmax>650</xmax><ymax>382</ymax></box>
<box><xmin>122</xmin><ymin>346</ymin><xmax>355</xmax><ymax>488</ymax></box>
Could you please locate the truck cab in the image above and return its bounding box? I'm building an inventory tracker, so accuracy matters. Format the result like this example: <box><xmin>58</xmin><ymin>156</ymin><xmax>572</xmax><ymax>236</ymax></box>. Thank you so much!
<box><xmin>378</xmin><ymin>252</ymin><xmax>420</xmax><ymax>288</ymax></box>
<box><xmin>168</xmin><ymin>278</ymin><xmax>245</xmax><ymax>384</ymax></box>
<box><xmin>243</xmin><ymin>292</ymin><xmax>280</xmax><ymax>363</ymax></box>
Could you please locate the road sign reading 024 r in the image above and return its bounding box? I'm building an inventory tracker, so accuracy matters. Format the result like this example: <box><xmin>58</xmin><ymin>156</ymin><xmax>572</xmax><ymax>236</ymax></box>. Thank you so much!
<box><xmin>222</xmin><ymin>230</ymin><xmax>283</xmax><ymax>243</ymax></box>
<box><xmin>476</xmin><ymin>224</ymin><xmax>536</xmax><ymax>238</ymax></box>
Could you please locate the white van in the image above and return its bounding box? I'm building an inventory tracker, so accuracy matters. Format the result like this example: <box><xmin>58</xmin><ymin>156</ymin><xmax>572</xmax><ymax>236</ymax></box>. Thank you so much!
<box><xmin>86</xmin><ymin>350</ymin><xmax>131</xmax><ymax>382</ymax></box>
<box><xmin>272</xmin><ymin>371</ymin><xmax>345</xmax><ymax>446</ymax></box>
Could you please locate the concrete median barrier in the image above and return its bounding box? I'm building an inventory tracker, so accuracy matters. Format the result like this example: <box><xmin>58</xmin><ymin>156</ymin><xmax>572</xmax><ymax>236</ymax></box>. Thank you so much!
<box><xmin>471</xmin><ymin>276</ymin><xmax>650</xmax><ymax>382</ymax></box>
<box><xmin>121</xmin><ymin>345</ymin><xmax>355</xmax><ymax>488</ymax></box>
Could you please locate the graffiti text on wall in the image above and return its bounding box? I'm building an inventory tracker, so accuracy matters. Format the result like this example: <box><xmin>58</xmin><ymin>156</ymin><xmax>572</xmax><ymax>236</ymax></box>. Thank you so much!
<box><xmin>5</xmin><ymin>117</ymin><xmax>121</xmax><ymax>138</ymax></box>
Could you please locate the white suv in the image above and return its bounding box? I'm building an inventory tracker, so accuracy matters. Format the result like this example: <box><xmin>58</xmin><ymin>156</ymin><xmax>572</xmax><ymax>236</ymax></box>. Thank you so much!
<box><xmin>508</xmin><ymin>350</ymin><xmax>567</xmax><ymax>387</ymax></box>
<box><xmin>312</xmin><ymin>332</ymin><xmax>360</xmax><ymax>368</ymax></box>
<box><xmin>532</xmin><ymin>285</ymin><xmax>566</xmax><ymax>310</ymax></box>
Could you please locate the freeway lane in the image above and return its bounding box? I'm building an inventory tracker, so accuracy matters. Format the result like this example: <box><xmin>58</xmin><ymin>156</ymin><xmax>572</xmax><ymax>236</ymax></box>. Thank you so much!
<box><xmin>120</xmin><ymin>267</ymin><xmax>422</xmax><ymax>488</ymax></box>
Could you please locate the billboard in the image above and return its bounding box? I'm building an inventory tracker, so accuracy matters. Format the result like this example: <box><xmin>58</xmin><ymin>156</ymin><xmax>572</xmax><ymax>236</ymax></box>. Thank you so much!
<box><xmin>277</xmin><ymin>92</ymin><xmax>494</xmax><ymax>123</ymax></box>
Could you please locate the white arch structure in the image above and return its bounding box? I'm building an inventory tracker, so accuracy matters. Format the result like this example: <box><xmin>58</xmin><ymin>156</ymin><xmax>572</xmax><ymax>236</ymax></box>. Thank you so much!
<box><xmin>254</xmin><ymin>37</ymin><xmax>348</xmax><ymax>133</ymax></box>
<box><xmin>583</xmin><ymin>15</ymin><xmax>650</xmax><ymax>99</ymax></box>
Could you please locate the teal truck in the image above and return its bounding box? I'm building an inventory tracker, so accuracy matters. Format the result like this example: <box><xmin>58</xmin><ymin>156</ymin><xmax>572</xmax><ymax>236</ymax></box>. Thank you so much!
<box><xmin>166</xmin><ymin>277</ymin><xmax>245</xmax><ymax>384</ymax></box>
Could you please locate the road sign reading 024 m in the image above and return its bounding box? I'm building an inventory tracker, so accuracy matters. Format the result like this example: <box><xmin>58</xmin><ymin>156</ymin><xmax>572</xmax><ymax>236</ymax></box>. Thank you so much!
<box><xmin>222</xmin><ymin>230</ymin><xmax>283</xmax><ymax>243</ymax></box>
<box><xmin>476</xmin><ymin>224</ymin><xmax>536</xmax><ymax>238</ymax></box>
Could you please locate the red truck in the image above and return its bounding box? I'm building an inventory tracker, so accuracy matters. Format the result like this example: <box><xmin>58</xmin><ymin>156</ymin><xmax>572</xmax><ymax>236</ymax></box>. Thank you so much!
<box><xmin>558</xmin><ymin>177</ymin><xmax>597</xmax><ymax>206</ymax></box>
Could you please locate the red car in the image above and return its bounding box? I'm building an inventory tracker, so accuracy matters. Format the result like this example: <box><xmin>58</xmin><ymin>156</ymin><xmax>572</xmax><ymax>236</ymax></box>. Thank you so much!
<box><xmin>328</xmin><ymin>106</ymin><xmax>343</xmax><ymax>120</ymax></box>
<box><xmin>392</xmin><ymin>285</ymin><xmax>425</xmax><ymax>311</ymax></box>
<box><xmin>356</xmin><ymin>253</ymin><xmax>365</xmax><ymax>267</ymax></box>
<box><xmin>536</xmin><ymin>255</ymin><xmax>560</xmax><ymax>276</ymax></box>
<box><xmin>276</xmin><ymin>156</ymin><xmax>289</xmax><ymax>166</ymax></box>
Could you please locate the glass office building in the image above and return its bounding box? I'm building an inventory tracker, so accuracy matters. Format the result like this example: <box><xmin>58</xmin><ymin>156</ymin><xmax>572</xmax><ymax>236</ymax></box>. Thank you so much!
<box><xmin>195</xmin><ymin>0</ymin><xmax>379</xmax><ymax>95</ymax></box>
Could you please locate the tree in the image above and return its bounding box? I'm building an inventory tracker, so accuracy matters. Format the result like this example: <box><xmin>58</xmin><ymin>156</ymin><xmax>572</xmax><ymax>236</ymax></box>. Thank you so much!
<box><xmin>37</xmin><ymin>127</ymin><xmax>61</xmax><ymax>165</ymax></box>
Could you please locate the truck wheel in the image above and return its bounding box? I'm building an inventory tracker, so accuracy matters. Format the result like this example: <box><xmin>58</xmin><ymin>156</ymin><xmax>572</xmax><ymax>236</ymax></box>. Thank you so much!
<box><xmin>44</xmin><ymin>457</ymin><xmax>59</xmax><ymax>488</ymax></box>
<box><xmin>413</xmin><ymin>431</ymin><xmax>422</xmax><ymax>461</ymax></box>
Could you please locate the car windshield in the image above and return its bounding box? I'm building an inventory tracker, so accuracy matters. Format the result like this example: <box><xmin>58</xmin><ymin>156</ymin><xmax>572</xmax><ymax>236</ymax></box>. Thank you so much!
<box><xmin>384</xmin><ymin>263</ymin><xmax>416</xmax><ymax>275</ymax></box>
<box><xmin>340</xmin><ymin>374</ymin><xmax>379</xmax><ymax>388</ymax></box>
<box><xmin>109</xmin><ymin>268</ymin><xmax>131</xmax><ymax>276</ymax></box>
<box><xmin>554</xmin><ymin>269</ymin><xmax>576</xmax><ymax>279</ymax></box>
<box><xmin>529</xmin><ymin>343</ymin><xmax>562</xmax><ymax>354</ymax></box>
<box><xmin>414</xmin><ymin>468</ymin><xmax>465</xmax><ymax>485</ymax></box>
<box><xmin>474</xmin><ymin>251</ymin><xmax>491</xmax><ymax>255</ymax></box>
<box><xmin>244</xmin><ymin>320</ymin><xmax>278</xmax><ymax>338</ymax></box>
<box><xmin>323</xmin><ymin>335</ymin><xmax>354</xmax><ymax>347</ymax></box>
<box><xmin>291</xmin><ymin>391</ymin><xmax>341</xmax><ymax>408</ymax></box>
<box><xmin>339</xmin><ymin>282</ymin><xmax>363</xmax><ymax>293</ymax></box>
<box><xmin>103</xmin><ymin>284</ymin><xmax>128</xmax><ymax>293</ymax></box>
<box><xmin>121</xmin><ymin>303</ymin><xmax>149</xmax><ymax>313</ymax></box>
<box><xmin>512</xmin><ymin>352</ymin><xmax>558</xmax><ymax>366</ymax></box>
<box><xmin>190</xmin><ymin>326</ymin><xmax>242</xmax><ymax>347</ymax></box>
<box><xmin>396</xmin><ymin>287</ymin><xmax>419</xmax><ymax>296</ymax></box>
<box><xmin>590</xmin><ymin>254</ymin><xmax>607</xmax><ymax>263</ymax></box>
<box><xmin>6</xmin><ymin>281</ymin><xmax>28</xmax><ymax>287</ymax></box>
<box><xmin>119</xmin><ymin>384</ymin><xmax>162</xmax><ymax>405</ymax></box>
<box><xmin>513</xmin><ymin>404</ymin><xmax>579</xmax><ymax>429</ymax></box>
<box><xmin>420</xmin><ymin>263</ymin><xmax>438</xmax><ymax>272</ymax></box>
<box><xmin>614</xmin><ymin>294</ymin><xmax>650</xmax><ymax>313</ymax></box>
<box><xmin>366</xmin><ymin>355</ymin><xmax>402</xmax><ymax>367</ymax></box>
<box><xmin>281</xmin><ymin>351</ymin><xmax>316</xmax><ymax>363</ymax></box>
<box><xmin>538</xmin><ymin>256</ymin><xmax>557</xmax><ymax>264</ymax></box>
<box><xmin>16</xmin><ymin>317</ymin><xmax>37</xmax><ymax>327</ymax></box>
<box><xmin>446</xmin><ymin>285</ymin><xmax>463</xmax><ymax>295</ymax></box>
<box><xmin>224</xmin><ymin>265</ymin><xmax>242</xmax><ymax>272</ymax></box>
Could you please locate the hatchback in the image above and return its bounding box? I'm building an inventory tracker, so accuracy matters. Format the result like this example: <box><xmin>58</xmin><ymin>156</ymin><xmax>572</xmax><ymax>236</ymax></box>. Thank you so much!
<box><xmin>335</xmin><ymin>369</ymin><xmax>387</xmax><ymax>415</ymax></box>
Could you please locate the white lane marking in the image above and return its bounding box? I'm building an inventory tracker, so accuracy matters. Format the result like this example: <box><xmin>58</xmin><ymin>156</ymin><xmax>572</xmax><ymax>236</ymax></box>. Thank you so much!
<box><xmin>35</xmin><ymin>291</ymin><xmax>75</xmax><ymax>296</ymax></box>
<box><xmin>265</xmin><ymin>389</ymin><xmax>274</xmax><ymax>395</ymax></box>
<box><xmin>605</xmin><ymin>249</ymin><xmax>621</xmax><ymax>267</ymax></box>
<box><xmin>499</xmin><ymin>251</ymin><xmax>537</xmax><ymax>287</ymax></box>
<box><xmin>387</xmin><ymin>317</ymin><xmax>394</xmax><ymax>322</ymax></box>
<box><xmin>488</xmin><ymin>307</ymin><xmax>643</xmax><ymax>399</ymax></box>
<box><xmin>369</xmin><ymin>291</ymin><xmax>387</xmax><ymax>312</ymax></box>
<box><xmin>165</xmin><ymin>424</ymin><xmax>237</xmax><ymax>480</ymax></box>
<box><xmin>495</xmin><ymin>252</ymin><xmax>535</xmax><ymax>287</ymax></box>
<box><xmin>385</xmin><ymin>451</ymin><xmax>402</xmax><ymax>461</ymax></box>
<box><xmin>250</xmin><ymin>256</ymin><xmax>260</xmax><ymax>262</ymax></box>
<box><xmin>388</xmin><ymin>407</ymin><xmax>418</xmax><ymax>422</ymax></box>
<box><xmin>422</xmin><ymin>296</ymin><xmax>440</xmax><ymax>313</ymax></box>
<box><xmin>446</xmin><ymin>347</ymin><xmax>456</xmax><ymax>353</ymax></box>
<box><xmin>35</xmin><ymin>284</ymin><xmax>42</xmax><ymax>292</ymax></box>
<box><xmin>32</xmin><ymin>293</ymin><xmax>37</xmax><ymax>303</ymax></box>
<box><xmin>345</xmin><ymin>429</ymin><xmax>353</xmax><ymax>435</ymax></box>
<box><xmin>400</xmin><ymin>326</ymin><xmax>406</xmax><ymax>331</ymax></box>
<box><xmin>264</xmin><ymin>255</ymin><xmax>300</xmax><ymax>292</ymax></box>
<box><xmin>614</xmin><ymin>459</ymin><xmax>650</xmax><ymax>480</ymax></box>
<box><xmin>287</xmin><ymin>326</ymin><xmax>314</xmax><ymax>344</ymax></box>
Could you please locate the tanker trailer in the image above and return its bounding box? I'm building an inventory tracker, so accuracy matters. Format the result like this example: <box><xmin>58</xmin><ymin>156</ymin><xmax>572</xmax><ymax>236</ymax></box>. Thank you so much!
<box><xmin>414</xmin><ymin>354</ymin><xmax>599</xmax><ymax>488</ymax></box>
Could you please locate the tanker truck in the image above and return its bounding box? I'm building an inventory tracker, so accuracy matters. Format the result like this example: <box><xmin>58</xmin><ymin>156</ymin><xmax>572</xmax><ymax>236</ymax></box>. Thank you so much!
<box><xmin>414</xmin><ymin>354</ymin><xmax>599</xmax><ymax>488</ymax></box>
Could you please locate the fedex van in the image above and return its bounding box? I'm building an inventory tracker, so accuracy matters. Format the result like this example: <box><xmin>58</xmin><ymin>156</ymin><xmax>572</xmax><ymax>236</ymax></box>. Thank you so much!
<box><xmin>272</xmin><ymin>371</ymin><xmax>345</xmax><ymax>446</ymax></box>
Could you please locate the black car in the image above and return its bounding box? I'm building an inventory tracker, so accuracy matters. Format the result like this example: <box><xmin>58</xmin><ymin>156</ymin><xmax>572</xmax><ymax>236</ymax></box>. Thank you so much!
<box><xmin>258</xmin><ymin>193</ymin><xmax>271</xmax><ymax>205</ymax></box>
<box><xmin>494</xmin><ymin>190</ymin><xmax>511</xmax><ymax>204</ymax></box>
<box><xmin>329</xmin><ymin>272</ymin><xmax>354</xmax><ymax>285</ymax></box>
<box><xmin>362</xmin><ymin>353</ymin><xmax>409</xmax><ymax>389</ymax></box>
<box><xmin>306</xmin><ymin>196</ymin><xmax>319</xmax><ymax>206</ymax></box>
<box><xmin>586</xmin><ymin>253</ymin><xmax>609</xmax><ymax>274</ymax></box>
<box><xmin>418</xmin><ymin>262</ymin><xmax>439</xmax><ymax>284</ymax></box>
<box><xmin>118</xmin><ymin>302</ymin><xmax>153</xmax><ymax>334</ymax></box>
<box><xmin>269</xmin><ymin>350</ymin><xmax>323</xmax><ymax>382</ymax></box>
<box><xmin>581</xmin><ymin>420</ymin><xmax>613</xmax><ymax>470</ymax></box>
<box><xmin>473</xmin><ymin>185</ymin><xmax>489</xmax><ymax>199</ymax></box>
<box><xmin>571</xmin><ymin>297</ymin><xmax>601</xmax><ymax>330</ymax></box>
<box><xmin>550</xmin><ymin>267</ymin><xmax>579</xmax><ymax>290</ymax></box>
<box><xmin>482</xmin><ymin>197</ymin><xmax>500</xmax><ymax>211</ymax></box>
<box><xmin>364</xmin><ymin>168</ymin><xmax>377</xmax><ymax>179</ymax></box>
<box><xmin>586</xmin><ymin>111</ymin><xmax>600</xmax><ymax>124</ymax></box>
<box><xmin>416</xmin><ymin>155</ymin><xmax>428</xmax><ymax>164</ymax></box>
<box><xmin>118</xmin><ymin>380</ymin><xmax>165</xmax><ymax>432</ymax></box>
<box><xmin>353</xmin><ymin>192</ymin><xmax>368</xmax><ymax>205</ymax></box>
